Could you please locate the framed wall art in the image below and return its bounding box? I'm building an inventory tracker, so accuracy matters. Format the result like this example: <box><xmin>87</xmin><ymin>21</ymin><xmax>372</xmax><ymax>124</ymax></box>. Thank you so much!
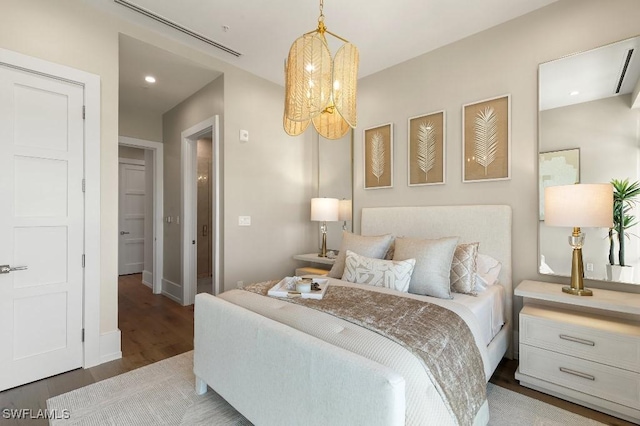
<box><xmin>408</xmin><ymin>110</ymin><xmax>445</xmax><ymax>186</ymax></box>
<box><xmin>364</xmin><ymin>123</ymin><xmax>393</xmax><ymax>189</ymax></box>
<box><xmin>462</xmin><ymin>94</ymin><xmax>511</xmax><ymax>182</ymax></box>
<box><xmin>538</xmin><ymin>148</ymin><xmax>580</xmax><ymax>220</ymax></box>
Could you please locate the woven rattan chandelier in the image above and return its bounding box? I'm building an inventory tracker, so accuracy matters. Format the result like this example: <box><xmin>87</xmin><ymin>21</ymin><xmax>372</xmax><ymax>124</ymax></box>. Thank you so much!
<box><xmin>283</xmin><ymin>0</ymin><xmax>359</xmax><ymax>140</ymax></box>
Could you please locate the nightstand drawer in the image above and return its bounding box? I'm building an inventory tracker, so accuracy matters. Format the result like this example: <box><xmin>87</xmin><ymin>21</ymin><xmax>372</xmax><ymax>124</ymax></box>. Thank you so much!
<box><xmin>520</xmin><ymin>345</ymin><xmax>640</xmax><ymax>409</ymax></box>
<box><xmin>520</xmin><ymin>304</ymin><xmax>640</xmax><ymax>373</ymax></box>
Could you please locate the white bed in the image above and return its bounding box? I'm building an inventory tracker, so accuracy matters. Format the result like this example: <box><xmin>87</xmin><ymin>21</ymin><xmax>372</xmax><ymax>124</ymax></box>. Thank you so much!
<box><xmin>194</xmin><ymin>205</ymin><xmax>512</xmax><ymax>426</ymax></box>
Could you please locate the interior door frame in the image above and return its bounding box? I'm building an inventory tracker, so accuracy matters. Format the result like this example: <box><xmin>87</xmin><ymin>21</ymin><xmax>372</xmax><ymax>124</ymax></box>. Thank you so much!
<box><xmin>182</xmin><ymin>116</ymin><xmax>221</xmax><ymax>304</ymax></box>
<box><xmin>0</xmin><ymin>48</ymin><xmax>102</xmax><ymax>368</ymax></box>
<box><xmin>118</xmin><ymin>137</ymin><xmax>164</xmax><ymax>294</ymax></box>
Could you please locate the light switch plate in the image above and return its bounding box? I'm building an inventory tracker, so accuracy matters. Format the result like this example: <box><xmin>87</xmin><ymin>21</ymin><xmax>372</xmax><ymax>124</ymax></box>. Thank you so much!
<box><xmin>238</xmin><ymin>216</ymin><xmax>251</xmax><ymax>226</ymax></box>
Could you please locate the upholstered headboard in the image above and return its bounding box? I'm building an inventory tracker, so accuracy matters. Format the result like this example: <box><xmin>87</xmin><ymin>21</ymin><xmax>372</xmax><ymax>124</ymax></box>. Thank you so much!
<box><xmin>361</xmin><ymin>205</ymin><xmax>513</xmax><ymax>353</ymax></box>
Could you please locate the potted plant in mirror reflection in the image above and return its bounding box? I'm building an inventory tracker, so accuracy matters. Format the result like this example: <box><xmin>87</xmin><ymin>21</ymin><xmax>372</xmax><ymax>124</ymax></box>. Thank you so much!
<box><xmin>607</xmin><ymin>178</ymin><xmax>640</xmax><ymax>283</ymax></box>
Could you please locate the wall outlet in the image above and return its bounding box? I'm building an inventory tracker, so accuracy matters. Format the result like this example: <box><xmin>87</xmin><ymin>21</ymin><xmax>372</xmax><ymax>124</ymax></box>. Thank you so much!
<box><xmin>238</xmin><ymin>216</ymin><xmax>251</xmax><ymax>226</ymax></box>
<box><xmin>586</xmin><ymin>262</ymin><xmax>594</xmax><ymax>272</ymax></box>
<box><xmin>237</xmin><ymin>281</ymin><xmax>244</xmax><ymax>287</ymax></box>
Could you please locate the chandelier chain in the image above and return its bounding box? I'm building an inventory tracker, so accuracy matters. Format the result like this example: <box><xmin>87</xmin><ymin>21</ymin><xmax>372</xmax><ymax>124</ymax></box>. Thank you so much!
<box><xmin>318</xmin><ymin>0</ymin><xmax>324</xmax><ymax>23</ymax></box>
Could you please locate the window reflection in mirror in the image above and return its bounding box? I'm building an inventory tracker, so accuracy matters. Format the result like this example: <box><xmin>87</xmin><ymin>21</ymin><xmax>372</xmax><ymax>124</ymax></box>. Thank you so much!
<box><xmin>538</xmin><ymin>36</ymin><xmax>640</xmax><ymax>284</ymax></box>
<box><xmin>318</xmin><ymin>131</ymin><xmax>353</xmax><ymax>251</ymax></box>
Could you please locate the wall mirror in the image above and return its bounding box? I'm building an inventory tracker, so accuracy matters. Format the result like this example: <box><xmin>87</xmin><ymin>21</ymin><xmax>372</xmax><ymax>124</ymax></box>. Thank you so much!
<box><xmin>318</xmin><ymin>131</ymin><xmax>353</xmax><ymax>251</ymax></box>
<box><xmin>538</xmin><ymin>35</ymin><xmax>640</xmax><ymax>284</ymax></box>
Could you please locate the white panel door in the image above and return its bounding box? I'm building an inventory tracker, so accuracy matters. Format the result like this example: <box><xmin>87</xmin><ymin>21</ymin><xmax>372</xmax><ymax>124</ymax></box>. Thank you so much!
<box><xmin>0</xmin><ymin>66</ymin><xmax>84</xmax><ymax>391</ymax></box>
<box><xmin>118</xmin><ymin>163</ymin><xmax>145</xmax><ymax>275</ymax></box>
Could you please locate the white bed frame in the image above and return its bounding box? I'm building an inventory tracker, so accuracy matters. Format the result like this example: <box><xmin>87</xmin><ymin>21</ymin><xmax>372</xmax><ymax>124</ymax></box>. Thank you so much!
<box><xmin>194</xmin><ymin>205</ymin><xmax>512</xmax><ymax>425</ymax></box>
<box><xmin>361</xmin><ymin>205</ymin><xmax>513</xmax><ymax>366</ymax></box>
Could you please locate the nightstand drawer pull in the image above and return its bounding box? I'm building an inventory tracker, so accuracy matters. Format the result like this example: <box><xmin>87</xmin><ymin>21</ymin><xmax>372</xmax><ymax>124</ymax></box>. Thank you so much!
<box><xmin>559</xmin><ymin>367</ymin><xmax>595</xmax><ymax>381</ymax></box>
<box><xmin>559</xmin><ymin>334</ymin><xmax>595</xmax><ymax>346</ymax></box>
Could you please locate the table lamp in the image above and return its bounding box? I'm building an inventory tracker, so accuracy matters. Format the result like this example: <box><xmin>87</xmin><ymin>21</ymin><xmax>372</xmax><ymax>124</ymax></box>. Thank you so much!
<box><xmin>338</xmin><ymin>199</ymin><xmax>352</xmax><ymax>231</ymax></box>
<box><xmin>311</xmin><ymin>198</ymin><xmax>339</xmax><ymax>257</ymax></box>
<box><xmin>544</xmin><ymin>183</ymin><xmax>613</xmax><ymax>296</ymax></box>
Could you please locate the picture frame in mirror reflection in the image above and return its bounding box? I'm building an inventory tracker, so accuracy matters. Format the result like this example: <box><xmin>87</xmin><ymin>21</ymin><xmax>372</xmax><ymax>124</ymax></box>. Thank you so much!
<box><xmin>407</xmin><ymin>111</ymin><xmax>445</xmax><ymax>186</ymax></box>
<box><xmin>364</xmin><ymin>123</ymin><xmax>393</xmax><ymax>189</ymax></box>
<box><xmin>538</xmin><ymin>148</ymin><xmax>580</xmax><ymax>220</ymax></box>
<box><xmin>462</xmin><ymin>94</ymin><xmax>511</xmax><ymax>183</ymax></box>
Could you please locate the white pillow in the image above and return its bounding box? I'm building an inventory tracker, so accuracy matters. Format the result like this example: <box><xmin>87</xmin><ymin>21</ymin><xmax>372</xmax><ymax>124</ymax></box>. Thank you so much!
<box><xmin>393</xmin><ymin>236</ymin><xmax>459</xmax><ymax>299</ymax></box>
<box><xmin>476</xmin><ymin>253</ymin><xmax>502</xmax><ymax>286</ymax></box>
<box><xmin>328</xmin><ymin>232</ymin><xmax>394</xmax><ymax>278</ymax></box>
<box><xmin>342</xmin><ymin>250</ymin><xmax>416</xmax><ymax>293</ymax></box>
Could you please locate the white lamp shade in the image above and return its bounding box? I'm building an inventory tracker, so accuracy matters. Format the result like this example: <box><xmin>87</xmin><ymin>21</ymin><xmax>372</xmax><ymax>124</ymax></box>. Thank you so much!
<box><xmin>338</xmin><ymin>199</ymin><xmax>352</xmax><ymax>221</ymax></box>
<box><xmin>544</xmin><ymin>183</ymin><xmax>613</xmax><ymax>228</ymax></box>
<box><xmin>311</xmin><ymin>198</ymin><xmax>339</xmax><ymax>222</ymax></box>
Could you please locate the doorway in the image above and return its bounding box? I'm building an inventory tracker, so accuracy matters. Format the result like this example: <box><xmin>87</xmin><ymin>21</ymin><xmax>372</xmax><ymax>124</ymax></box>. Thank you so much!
<box><xmin>118</xmin><ymin>137</ymin><xmax>164</xmax><ymax>294</ymax></box>
<box><xmin>196</xmin><ymin>134</ymin><xmax>213</xmax><ymax>294</ymax></box>
<box><xmin>182</xmin><ymin>116</ymin><xmax>221</xmax><ymax>305</ymax></box>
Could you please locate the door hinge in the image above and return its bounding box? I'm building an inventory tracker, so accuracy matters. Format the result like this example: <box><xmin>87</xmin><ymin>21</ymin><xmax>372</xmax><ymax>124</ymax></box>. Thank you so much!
<box><xmin>82</xmin><ymin>105</ymin><xmax>86</xmax><ymax>120</ymax></box>
<box><xmin>82</xmin><ymin>254</ymin><xmax>85</xmax><ymax>268</ymax></box>
<box><xmin>82</xmin><ymin>328</ymin><xmax>85</xmax><ymax>342</ymax></box>
<box><xmin>82</xmin><ymin>179</ymin><xmax>86</xmax><ymax>193</ymax></box>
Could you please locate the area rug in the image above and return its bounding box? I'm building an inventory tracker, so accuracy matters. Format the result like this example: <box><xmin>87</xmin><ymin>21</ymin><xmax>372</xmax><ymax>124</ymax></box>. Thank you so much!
<box><xmin>47</xmin><ymin>351</ymin><xmax>604</xmax><ymax>425</ymax></box>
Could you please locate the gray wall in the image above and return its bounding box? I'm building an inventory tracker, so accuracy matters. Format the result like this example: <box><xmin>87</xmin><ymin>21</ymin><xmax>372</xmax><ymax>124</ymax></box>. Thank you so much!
<box><xmin>353</xmin><ymin>0</ymin><xmax>640</xmax><ymax>331</ymax></box>
<box><xmin>119</xmin><ymin>105</ymin><xmax>163</xmax><ymax>142</ymax></box>
<box><xmin>161</xmin><ymin>76</ymin><xmax>223</xmax><ymax>298</ymax></box>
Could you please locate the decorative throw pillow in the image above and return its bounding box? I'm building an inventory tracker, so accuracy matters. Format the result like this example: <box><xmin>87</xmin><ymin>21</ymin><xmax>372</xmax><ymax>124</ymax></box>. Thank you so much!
<box><xmin>328</xmin><ymin>232</ymin><xmax>394</xmax><ymax>278</ymax></box>
<box><xmin>393</xmin><ymin>236</ymin><xmax>459</xmax><ymax>299</ymax></box>
<box><xmin>450</xmin><ymin>242</ymin><xmax>479</xmax><ymax>296</ymax></box>
<box><xmin>342</xmin><ymin>250</ymin><xmax>415</xmax><ymax>293</ymax></box>
<box><xmin>476</xmin><ymin>253</ymin><xmax>502</xmax><ymax>286</ymax></box>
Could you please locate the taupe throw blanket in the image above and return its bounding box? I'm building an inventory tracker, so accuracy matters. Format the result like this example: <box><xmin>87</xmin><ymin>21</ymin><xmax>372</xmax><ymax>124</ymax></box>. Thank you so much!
<box><xmin>243</xmin><ymin>281</ymin><xmax>486</xmax><ymax>426</ymax></box>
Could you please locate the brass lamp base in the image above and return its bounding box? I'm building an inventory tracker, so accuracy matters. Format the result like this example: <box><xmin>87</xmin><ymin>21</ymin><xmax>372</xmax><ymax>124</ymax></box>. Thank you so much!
<box><xmin>562</xmin><ymin>286</ymin><xmax>593</xmax><ymax>296</ymax></box>
<box><xmin>565</xmin><ymin>227</ymin><xmax>593</xmax><ymax>297</ymax></box>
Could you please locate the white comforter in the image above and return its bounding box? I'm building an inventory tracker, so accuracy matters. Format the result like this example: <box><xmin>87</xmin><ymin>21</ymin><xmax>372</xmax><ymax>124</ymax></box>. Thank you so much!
<box><xmin>219</xmin><ymin>278</ymin><xmax>491</xmax><ymax>426</ymax></box>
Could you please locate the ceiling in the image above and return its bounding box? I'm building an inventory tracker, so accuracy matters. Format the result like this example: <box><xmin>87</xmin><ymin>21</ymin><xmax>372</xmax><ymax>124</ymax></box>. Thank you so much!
<box><xmin>539</xmin><ymin>36</ymin><xmax>640</xmax><ymax>111</ymax></box>
<box><xmin>119</xmin><ymin>34</ymin><xmax>222</xmax><ymax>114</ymax></box>
<box><xmin>96</xmin><ymin>0</ymin><xmax>559</xmax><ymax>89</ymax></box>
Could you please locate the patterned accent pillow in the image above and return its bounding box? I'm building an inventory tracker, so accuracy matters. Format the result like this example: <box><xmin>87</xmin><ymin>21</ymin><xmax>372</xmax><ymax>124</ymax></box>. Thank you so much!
<box><xmin>393</xmin><ymin>236</ymin><xmax>459</xmax><ymax>299</ymax></box>
<box><xmin>328</xmin><ymin>232</ymin><xmax>394</xmax><ymax>278</ymax></box>
<box><xmin>342</xmin><ymin>250</ymin><xmax>416</xmax><ymax>293</ymax></box>
<box><xmin>450</xmin><ymin>242</ymin><xmax>479</xmax><ymax>296</ymax></box>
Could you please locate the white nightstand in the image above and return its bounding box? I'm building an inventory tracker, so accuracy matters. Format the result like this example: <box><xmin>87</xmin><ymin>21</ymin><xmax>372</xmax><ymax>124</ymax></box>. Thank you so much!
<box><xmin>514</xmin><ymin>280</ymin><xmax>640</xmax><ymax>423</ymax></box>
<box><xmin>292</xmin><ymin>253</ymin><xmax>335</xmax><ymax>276</ymax></box>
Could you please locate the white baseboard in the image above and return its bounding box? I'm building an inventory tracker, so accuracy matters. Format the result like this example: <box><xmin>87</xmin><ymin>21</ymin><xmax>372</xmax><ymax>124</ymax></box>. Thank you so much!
<box><xmin>99</xmin><ymin>329</ymin><xmax>122</xmax><ymax>364</ymax></box>
<box><xmin>162</xmin><ymin>278</ymin><xmax>183</xmax><ymax>304</ymax></box>
<box><xmin>142</xmin><ymin>270</ymin><xmax>153</xmax><ymax>288</ymax></box>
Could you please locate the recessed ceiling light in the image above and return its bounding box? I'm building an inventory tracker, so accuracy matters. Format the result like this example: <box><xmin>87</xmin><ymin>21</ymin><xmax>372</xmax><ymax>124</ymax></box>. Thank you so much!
<box><xmin>145</xmin><ymin>76</ymin><xmax>156</xmax><ymax>84</ymax></box>
<box><xmin>570</xmin><ymin>90</ymin><xmax>579</xmax><ymax>96</ymax></box>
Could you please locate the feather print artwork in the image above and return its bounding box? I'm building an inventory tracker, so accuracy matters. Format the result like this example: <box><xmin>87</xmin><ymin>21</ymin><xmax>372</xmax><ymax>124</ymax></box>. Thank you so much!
<box><xmin>370</xmin><ymin>131</ymin><xmax>385</xmax><ymax>183</ymax></box>
<box><xmin>474</xmin><ymin>107</ymin><xmax>498</xmax><ymax>175</ymax></box>
<box><xmin>417</xmin><ymin>121</ymin><xmax>436</xmax><ymax>180</ymax></box>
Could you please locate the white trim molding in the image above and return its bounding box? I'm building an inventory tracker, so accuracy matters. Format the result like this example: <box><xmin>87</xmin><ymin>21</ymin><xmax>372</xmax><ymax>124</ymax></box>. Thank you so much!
<box><xmin>0</xmin><ymin>47</ymin><xmax>103</xmax><ymax>369</ymax></box>
<box><xmin>161</xmin><ymin>278</ymin><xmax>182</xmax><ymax>304</ymax></box>
<box><xmin>118</xmin><ymin>136</ymin><xmax>164</xmax><ymax>295</ymax></box>
<box><xmin>142</xmin><ymin>270</ymin><xmax>153</xmax><ymax>288</ymax></box>
<box><xmin>181</xmin><ymin>116</ymin><xmax>221</xmax><ymax>305</ymax></box>
<box><xmin>99</xmin><ymin>329</ymin><xmax>122</xmax><ymax>364</ymax></box>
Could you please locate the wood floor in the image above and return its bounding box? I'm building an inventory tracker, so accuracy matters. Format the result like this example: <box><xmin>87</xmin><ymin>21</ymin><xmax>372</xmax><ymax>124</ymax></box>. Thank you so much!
<box><xmin>0</xmin><ymin>274</ymin><xmax>634</xmax><ymax>426</ymax></box>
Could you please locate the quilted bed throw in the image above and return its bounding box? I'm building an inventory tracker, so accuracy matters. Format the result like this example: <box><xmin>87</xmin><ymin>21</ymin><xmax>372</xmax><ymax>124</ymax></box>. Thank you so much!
<box><xmin>243</xmin><ymin>282</ymin><xmax>486</xmax><ymax>426</ymax></box>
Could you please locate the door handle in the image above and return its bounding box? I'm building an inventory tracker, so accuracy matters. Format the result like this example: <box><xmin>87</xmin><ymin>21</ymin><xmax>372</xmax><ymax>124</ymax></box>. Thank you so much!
<box><xmin>0</xmin><ymin>265</ymin><xmax>28</xmax><ymax>274</ymax></box>
<box><xmin>120</xmin><ymin>231</ymin><xmax>130</xmax><ymax>235</ymax></box>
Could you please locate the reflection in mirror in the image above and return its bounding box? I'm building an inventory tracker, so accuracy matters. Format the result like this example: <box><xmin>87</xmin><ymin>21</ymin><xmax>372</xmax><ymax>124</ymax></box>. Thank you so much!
<box><xmin>539</xmin><ymin>36</ymin><xmax>640</xmax><ymax>284</ymax></box>
<box><xmin>318</xmin><ymin>130</ymin><xmax>353</xmax><ymax>251</ymax></box>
